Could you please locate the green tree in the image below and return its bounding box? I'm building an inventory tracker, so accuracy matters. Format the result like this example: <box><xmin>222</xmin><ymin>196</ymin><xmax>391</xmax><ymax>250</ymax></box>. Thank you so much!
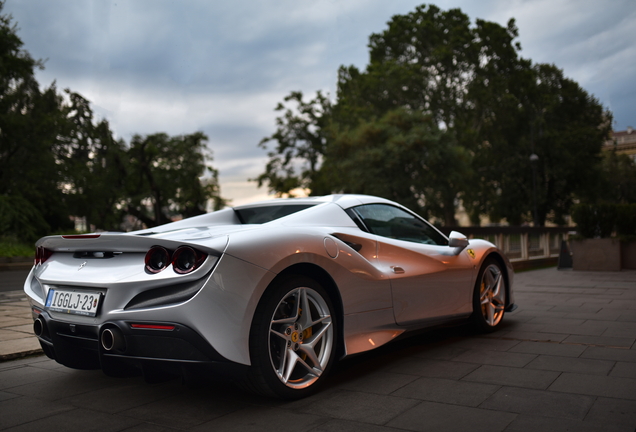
<box><xmin>325</xmin><ymin>108</ymin><xmax>471</xmax><ymax>224</ymax></box>
<box><xmin>58</xmin><ymin>90</ymin><xmax>128</xmax><ymax>231</ymax></box>
<box><xmin>0</xmin><ymin>3</ymin><xmax>72</xmax><ymax>237</ymax></box>
<box><xmin>598</xmin><ymin>150</ymin><xmax>636</xmax><ymax>204</ymax></box>
<box><xmin>126</xmin><ymin>132</ymin><xmax>225</xmax><ymax>227</ymax></box>
<box><xmin>255</xmin><ymin>91</ymin><xmax>332</xmax><ymax>196</ymax></box>
<box><xmin>471</xmin><ymin>64</ymin><xmax>611</xmax><ymax>225</ymax></box>
<box><xmin>257</xmin><ymin>3</ymin><xmax>610</xmax><ymax>227</ymax></box>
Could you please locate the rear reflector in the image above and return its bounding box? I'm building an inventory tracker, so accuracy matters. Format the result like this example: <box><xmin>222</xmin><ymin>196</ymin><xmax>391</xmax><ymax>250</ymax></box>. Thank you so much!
<box><xmin>129</xmin><ymin>323</ymin><xmax>175</xmax><ymax>331</ymax></box>
<box><xmin>62</xmin><ymin>234</ymin><xmax>101</xmax><ymax>239</ymax></box>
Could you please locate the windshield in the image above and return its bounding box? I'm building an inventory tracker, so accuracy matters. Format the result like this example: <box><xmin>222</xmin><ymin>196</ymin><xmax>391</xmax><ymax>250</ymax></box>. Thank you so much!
<box><xmin>234</xmin><ymin>204</ymin><xmax>316</xmax><ymax>224</ymax></box>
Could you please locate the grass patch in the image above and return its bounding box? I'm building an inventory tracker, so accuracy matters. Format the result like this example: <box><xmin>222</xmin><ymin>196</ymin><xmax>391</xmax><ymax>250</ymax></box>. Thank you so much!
<box><xmin>0</xmin><ymin>236</ymin><xmax>35</xmax><ymax>258</ymax></box>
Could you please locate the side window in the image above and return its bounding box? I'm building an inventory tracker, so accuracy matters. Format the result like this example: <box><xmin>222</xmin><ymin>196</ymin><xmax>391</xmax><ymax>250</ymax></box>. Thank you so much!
<box><xmin>352</xmin><ymin>204</ymin><xmax>448</xmax><ymax>246</ymax></box>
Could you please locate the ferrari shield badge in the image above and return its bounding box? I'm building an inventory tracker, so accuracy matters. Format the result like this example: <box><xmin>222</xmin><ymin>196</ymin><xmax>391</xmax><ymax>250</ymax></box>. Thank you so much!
<box><xmin>466</xmin><ymin>249</ymin><xmax>476</xmax><ymax>259</ymax></box>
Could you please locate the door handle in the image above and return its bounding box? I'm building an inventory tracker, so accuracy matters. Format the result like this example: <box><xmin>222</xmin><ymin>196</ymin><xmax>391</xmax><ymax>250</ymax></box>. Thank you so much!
<box><xmin>391</xmin><ymin>266</ymin><xmax>405</xmax><ymax>274</ymax></box>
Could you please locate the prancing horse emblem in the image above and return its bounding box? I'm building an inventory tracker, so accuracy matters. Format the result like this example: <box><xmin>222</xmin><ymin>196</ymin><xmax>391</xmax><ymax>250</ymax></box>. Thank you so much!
<box><xmin>78</xmin><ymin>261</ymin><xmax>87</xmax><ymax>271</ymax></box>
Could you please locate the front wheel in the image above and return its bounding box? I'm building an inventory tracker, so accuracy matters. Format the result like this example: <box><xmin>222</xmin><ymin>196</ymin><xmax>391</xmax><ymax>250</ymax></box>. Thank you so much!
<box><xmin>245</xmin><ymin>276</ymin><xmax>337</xmax><ymax>399</ymax></box>
<box><xmin>471</xmin><ymin>258</ymin><xmax>506</xmax><ymax>332</ymax></box>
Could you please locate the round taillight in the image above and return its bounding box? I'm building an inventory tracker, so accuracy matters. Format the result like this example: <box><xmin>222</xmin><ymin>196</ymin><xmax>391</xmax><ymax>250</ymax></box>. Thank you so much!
<box><xmin>172</xmin><ymin>246</ymin><xmax>200</xmax><ymax>274</ymax></box>
<box><xmin>145</xmin><ymin>247</ymin><xmax>170</xmax><ymax>274</ymax></box>
<box><xmin>172</xmin><ymin>246</ymin><xmax>207</xmax><ymax>274</ymax></box>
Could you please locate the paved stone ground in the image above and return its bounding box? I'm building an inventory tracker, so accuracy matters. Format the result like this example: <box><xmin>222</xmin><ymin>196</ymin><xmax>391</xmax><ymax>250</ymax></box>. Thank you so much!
<box><xmin>0</xmin><ymin>267</ymin><xmax>635</xmax><ymax>431</ymax></box>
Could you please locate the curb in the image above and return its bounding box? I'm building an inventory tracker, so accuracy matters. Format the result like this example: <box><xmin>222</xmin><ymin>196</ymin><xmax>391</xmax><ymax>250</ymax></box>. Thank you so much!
<box><xmin>0</xmin><ymin>258</ymin><xmax>33</xmax><ymax>272</ymax></box>
<box><xmin>0</xmin><ymin>349</ymin><xmax>43</xmax><ymax>362</ymax></box>
<box><xmin>0</xmin><ymin>263</ymin><xmax>33</xmax><ymax>271</ymax></box>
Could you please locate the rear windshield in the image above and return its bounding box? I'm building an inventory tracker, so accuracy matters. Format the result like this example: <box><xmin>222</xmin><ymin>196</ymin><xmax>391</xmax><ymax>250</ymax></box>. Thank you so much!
<box><xmin>234</xmin><ymin>204</ymin><xmax>316</xmax><ymax>224</ymax></box>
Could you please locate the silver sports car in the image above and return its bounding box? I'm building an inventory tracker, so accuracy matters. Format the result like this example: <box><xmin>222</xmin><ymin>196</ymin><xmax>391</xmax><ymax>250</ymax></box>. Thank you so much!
<box><xmin>24</xmin><ymin>194</ymin><xmax>515</xmax><ymax>398</ymax></box>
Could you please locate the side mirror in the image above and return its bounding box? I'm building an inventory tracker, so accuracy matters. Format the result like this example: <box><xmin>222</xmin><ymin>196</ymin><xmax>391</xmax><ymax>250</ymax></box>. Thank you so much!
<box><xmin>448</xmin><ymin>231</ymin><xmax>469</xmax><ymax>251</ymax></box>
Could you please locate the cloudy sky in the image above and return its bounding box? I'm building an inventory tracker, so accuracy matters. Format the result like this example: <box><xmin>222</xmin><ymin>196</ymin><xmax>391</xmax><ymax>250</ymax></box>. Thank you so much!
<box><xmin>5</xmin><ymin>0</ymin><xmax>635</xmax><ymax>205</ymax></box>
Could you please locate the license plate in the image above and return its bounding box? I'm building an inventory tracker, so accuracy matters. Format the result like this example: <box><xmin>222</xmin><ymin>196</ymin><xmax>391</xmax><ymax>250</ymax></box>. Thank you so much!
<box><xmin>45</xmin><ymin>288</ymin><xmax>101</xmax><ymax>317</ymax></box>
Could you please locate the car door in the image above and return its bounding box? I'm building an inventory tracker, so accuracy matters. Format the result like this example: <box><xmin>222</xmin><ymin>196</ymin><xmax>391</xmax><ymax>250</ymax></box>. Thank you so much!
<box><xmin>351</xmin><ymin>204</ymin><xmax>475</xmax><ymax>326</ymax></box>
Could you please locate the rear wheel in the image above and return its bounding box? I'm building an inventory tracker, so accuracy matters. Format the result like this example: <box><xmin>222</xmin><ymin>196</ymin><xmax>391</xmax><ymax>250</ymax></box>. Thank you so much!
<box><xmin>245</xmin><ymin>275</ymin><xmax>337</xmax><ymax>399</ymax></box>
<box><xmin>471</xmin><ymin>258</ymin><xmax>506</xmax><ymax>332</ymax></box>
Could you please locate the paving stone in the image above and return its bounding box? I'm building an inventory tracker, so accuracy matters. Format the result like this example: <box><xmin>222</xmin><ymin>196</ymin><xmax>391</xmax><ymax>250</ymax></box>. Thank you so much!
<box><xmin>387</xmin><ymin>358</ymin><xmax>479</xmax><ymax>380</ymax></box>
<box><xmin>500</xmin><ymin>330</ymin><xmax>568</xmax><ymax>342</ymax></box>
<box><xmin>113</xmin><ymin>423</ymin><xmax>183</xmax><ymax>432</ymax></box>
<box><xmin>525</xmin><ymin>354</ymin><xmax>615</xmax><ymax>375</ymax></box>
<box><xmin>462</xmin><ymin>365</ymin><xmax>559</xmax><ymax>390</ymax></box>
<box><xmin>566</xmin><ymin>309</ymin><xmax>623</xmax><ymax>321</ymax></box>
<box><xmin>549</xmin><ymin>305</ymin><xmax>603</xmax><ymax>313</ymax></box>
<box><xmin>602</xmin><ymin>326</ymin><xmax>636</xmax><ymax>338</ymax></box>
<box><xmin>0</xmin><ymin>329</ymin><xmax>31</xmax><ymax>341</ymax></box>
<box><xmin>386</xmin><ymin>400</ymin><xmax>516</xmax><ymax>432</ymax></box>
<box><xmin>541</xmin><ymin>322</ymin><xmax>609</xmax><ymax>336</ymax></box>
<box><xmin>604</xmin><ymin>299</ymin><xmax>636</xmax><ymax>310</ymax></box>
<box><xmin>503</xmin><ymin>414</ymin><xmax>633</xmax><ymax>432</ymax></box>
<box><xmin>27</xmin><ymin>357</ymin><xmax>72</xmax><ymax>371</ymax></box>
<box><xmin>585</xmin><ymin>397</ymin><xmax>636</xmax><ymax>427</ymax></box>
<box><xmin>7</xmin><ymin>368</ymin><xmax>120</xmax><ymax>400</ymax></box>
<box><xmin>3</xmin><ymin>407</ymin><xmax>143</xmax><ymax>432</ymax></box>
<box><xmin>514</xmin><ymin>311</ymin><xmax>571</xmax><ymax>321</ymax></box>
<box><xmin>192</xmin><ymin>406</ymin><xmax>329</xmax><ymax>432</ymax></box>
<box><xmin>503</xmin><ymin>313</ymin><xmax>534</xmax><ymax>323</ymax></box>
<box><xmin>452</xmin><ymin>337</ymin><xmax>521</xmax><ymax>352</ymax></box>
<box><xmin>0</xmin><ymin>354</ymin><xmax>50</xmax><ymax>370</ymax></box>
<box><xmin>562</xmin><ymin>334</ymin><xmax>634</xmax><ymax>348</ymax></box>
<box><xmin>609</xmin><ymin>361</ymin><xmax>636</xmax><ymax>379</ymax></box>
<box><xmin>0</xmin><ymin>316</ymin><xmax>34</xmax><ymax>327</ymax></box>
<box><xmin>0</xmin><ymin>363</ymin><xmax>68</xmax><ymax>390</ymax></box>
<box><xmin>392</xmin><ymin>376</ymin><xmax>499</xmax><ymax>407</ymax></box>
<box><xmin>309</xmin><ymin>419</ymin><xmax>405</xmax><ymax>432</ymax></box>
<box><xmin>617</xmin><ymin>311</ymin><xmax>636</xmax><ymax>322</ymax></box>
<box><xmin>452</xmin><ymin>349</ymin><xmax>536</xmax><ymax>367</ymax></box>
<box><xmin>296</xmin><ymin>390</ymin><xmax>418</xmax><ymax>425</ymax></box>
<box><xmin>0</xmin><ymin>395</ymin><xmax>75</xmax><ymax>429</ymax></box>
<box><xmin>549</xmin><ymin>373</ymin><xmax>636</xmax><ymax>400</ymax></box>
<box><xmin>121</xmin><ymin>392</ymin><xmax>244</xmax><ymax>429</ymax></box>
<box><xmin>0</xmin><ymin>336</ymin><xmax>41</xmax><ymax>359</ymax></box>
<box><xmin>4</xmin><ymin>323</ymin><xmax>36</xmax><ymax>334</ymax></box>
<box><xmin>508</xmin><ymin>341</ymin><xmax>587</xmax><ymax>357</ymax></box>
<box><xmin>335</xmin><ymin>371</ymin><xmax>419</xmax><ymax>395</ymax></box>
<box><xmin>0</xmin><ymin>390</ymin><xmax>19</xmax><ymax>401</ymax></box>
<box><xmin>498</xmin><ymin>322</ymin><xmax>546</xmax><ymax>333</ymax></box>
<box><xmin>480</xmin><ymin>386</ymin><xmax>595</xmax><ymax>420</ymax></box>
<box><xmin>581</xmin><ymin>346</ymin><xmax>636</xmax><ymax>362</ymax></box>
<box><xmin>410</xmin><ymin>344</ymin><xmax>469</xmax><ymax>360</ymax></box>
<box><xmin>525</xmin><ymin>316</ymin><xmax>586</xmax><ymax>326</ymax></box>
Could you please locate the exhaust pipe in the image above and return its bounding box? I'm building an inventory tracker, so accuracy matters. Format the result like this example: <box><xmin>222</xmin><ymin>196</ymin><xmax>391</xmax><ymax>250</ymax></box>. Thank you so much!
<box><xmin>33</xmin><ymin>317</ymin><xmax>47</xmax><ymax>338</ymax></box>
<box><xmin>101</xmin><ymin>327</ymin><xmax>126</xmax><ymax>352</ymax></box>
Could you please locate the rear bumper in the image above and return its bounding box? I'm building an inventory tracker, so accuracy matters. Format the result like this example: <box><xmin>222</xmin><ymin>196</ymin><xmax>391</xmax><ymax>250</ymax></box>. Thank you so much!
<box><xmin>32</xmin><ymin>310</ymin><xmax>247</xmax><ymax>380</ymax></box>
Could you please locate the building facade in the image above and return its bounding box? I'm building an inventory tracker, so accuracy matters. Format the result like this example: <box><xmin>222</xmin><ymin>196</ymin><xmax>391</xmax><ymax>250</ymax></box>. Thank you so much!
<box><xmin>604</xmin><ymin>127</ymin><xmax>636</xmax><ymax>160</ymax></box>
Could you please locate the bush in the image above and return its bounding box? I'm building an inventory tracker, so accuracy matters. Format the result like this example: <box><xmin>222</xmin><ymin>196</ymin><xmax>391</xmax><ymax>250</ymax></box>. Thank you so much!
<box><xmin>572</xmin><ymin>203</ymin><xmax>636</xmax><ymax>238</ymax></box>
<box><xmin>0</xmin><ymin>195</ymin><xmax>50</xmax><ymax>243</ymax></box>
<box><xmin>571</xmin><ymin>204</ymin><xmax>616</xmax><ymax>238</ymax></box>
<box><xmin>0</xmin><ymin>236</ymin><xmax>35</xmax><ymax>257</ymax></box>
<box><xmin>616</xmin><ymin>204</ymin><xmax>636</xmax><ymax>237</ymax></box>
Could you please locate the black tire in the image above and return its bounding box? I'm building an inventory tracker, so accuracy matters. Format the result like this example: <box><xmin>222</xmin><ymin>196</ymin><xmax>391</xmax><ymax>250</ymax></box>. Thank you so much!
<box><xmin>471</xmin><ymin>258</ymin><xmax>506</xmax><ymax>333</ymax></box>
<box><xmin>244</xmin><ymin>275</ymin><xmax>338</xmax><ymax>399</ymax></box>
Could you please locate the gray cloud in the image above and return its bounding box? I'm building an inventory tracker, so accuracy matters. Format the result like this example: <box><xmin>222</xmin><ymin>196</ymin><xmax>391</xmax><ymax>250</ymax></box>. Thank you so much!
<box><xmin>5</xmin><ymin>0</ymin><xmax>635</xmax><ymax>203</ymax></box>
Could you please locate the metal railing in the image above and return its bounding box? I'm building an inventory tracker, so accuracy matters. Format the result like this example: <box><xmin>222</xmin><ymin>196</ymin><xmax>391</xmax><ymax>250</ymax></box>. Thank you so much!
<box><xmin>439</xmin><ymin>226</ymin><xmax>572</xmax><ymax>269</ymax></box>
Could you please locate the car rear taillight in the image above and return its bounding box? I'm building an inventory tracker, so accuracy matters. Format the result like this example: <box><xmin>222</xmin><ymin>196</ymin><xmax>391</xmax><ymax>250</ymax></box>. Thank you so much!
<box><xmin>62</xmin><ymin>234</ymin><xmax>101</xmax><ymax>239</ymax></box>
<box><xmin>172</xmin><ymin>246</ymin><xmax>206</xmax><ymax>274</ymax></box>
<box><xmin>144</xmin><ymin>247</ymin><xmax>171</xmax><ymax>274</ymax></box>
<box><xmin>144</xmin><ymin>246</ymin><xmax>207</xmax><ymax>274</ymax></box>
<box><xmin>34</xmin><ymin>246</ymin><xmax>53</xmax><ymax>266</ymax></box>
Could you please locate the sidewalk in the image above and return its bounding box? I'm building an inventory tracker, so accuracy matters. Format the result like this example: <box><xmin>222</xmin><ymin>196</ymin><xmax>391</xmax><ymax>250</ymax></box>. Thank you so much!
<box><xmin>0</xmin><ymin>289</ymin><xmax>41</xmax><ymax>360</ymax></box>
<box><xmin>0</xmin><ymin>267</ymin><xmax>635</xmax><ymax>431</ymax></box>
